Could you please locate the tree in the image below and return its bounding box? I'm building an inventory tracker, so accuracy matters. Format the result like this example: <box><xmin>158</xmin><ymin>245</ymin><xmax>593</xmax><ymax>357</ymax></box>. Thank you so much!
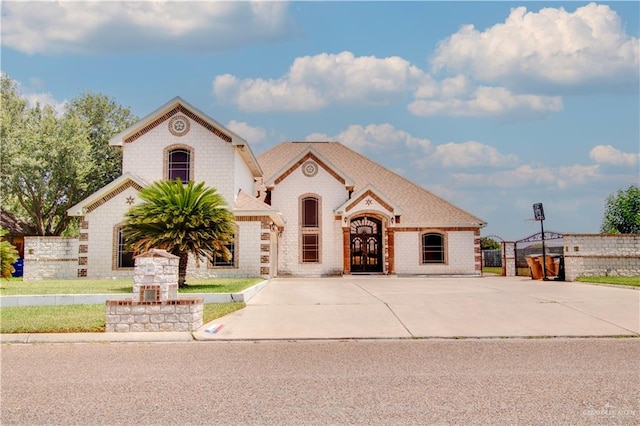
<box><xmin>1</xmin><ymin>229</ymin><xmax>19</xmax><ymax>279</ymax></box>
<box><xmin>65</xmin><ymin>92</ymin><xmax>138</xmax><ymax>196</ymax></box>
<box><xmin>122</xmin><ymin>180</ymin><xmax>235</xmax><ymax>288</ymax></box>
<box><xmin>1</xmin><ymin>74</ymin><xmax>137</xmax><ymax>235</ymax></box>
<box><xmin>601</xmin><ymin>185</ymin><xmax>640</xmax><ymax>234</ymax></box>
<box><xmin>480</xmin><ymin>237</ymin><xmax>501</xmax><ymax>250</ymax></box>
<box><xmin>1</xmin><ymin>92</ymin><xmax>93</xmax><ymax>235</ymax></box>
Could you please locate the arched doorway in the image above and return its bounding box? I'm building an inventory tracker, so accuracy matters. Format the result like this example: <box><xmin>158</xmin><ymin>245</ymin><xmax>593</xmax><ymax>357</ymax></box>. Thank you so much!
<box><xmin>350</xmin><ymin>216</ymin><xmax>383</xmax><ymax>273</ymax></box>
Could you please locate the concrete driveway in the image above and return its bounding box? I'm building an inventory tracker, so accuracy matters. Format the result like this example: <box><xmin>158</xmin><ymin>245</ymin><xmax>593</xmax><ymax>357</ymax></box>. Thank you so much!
<box><xmin>193</xmin><ymin>276</ymin><xmax>640</xmax><ymax>340</ymax></box>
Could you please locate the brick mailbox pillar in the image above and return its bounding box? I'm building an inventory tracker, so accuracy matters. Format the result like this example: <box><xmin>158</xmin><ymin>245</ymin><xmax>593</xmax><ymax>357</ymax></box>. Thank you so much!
<box><xmin>106</xmin><ymin>249</ymin><xmax>203</xmax><ymax>332</ymax></box>
<box><xmin>132</xmin><ymin>249</ymin><xmax>179</xmax><ymax>303</ymax></box>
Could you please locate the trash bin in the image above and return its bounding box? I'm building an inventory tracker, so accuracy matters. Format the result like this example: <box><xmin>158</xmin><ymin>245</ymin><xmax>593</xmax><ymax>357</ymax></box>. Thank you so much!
<box><xmin>526</xmin><ymin>255</ymin><xmax>543</xmax><ymax>280</ymax></box>
<box><xmin>527</xmin><ymin>254</ymin><xmax>563</xmax><ymax>280</ymax></box>
<box><xmin>12</xmin><ymin>258</ymin><xmax>23</xmax><ymax>277</ymax></box>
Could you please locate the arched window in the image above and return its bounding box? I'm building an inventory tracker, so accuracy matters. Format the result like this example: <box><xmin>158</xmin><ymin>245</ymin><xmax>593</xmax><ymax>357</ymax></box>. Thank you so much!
<box><xmin>167</xmin><ymin>148</ymin><xmax>191</xmax><ymax>181</ymax></box>
<box><xmin>300</xmin><ymin>195</ymin><xmax>321</xmax><ymax>263</ymax></box>
<box><xmin>422</xmin><ymin>232</ymin><xmax>445</xmax><ymax>264</ymax></box>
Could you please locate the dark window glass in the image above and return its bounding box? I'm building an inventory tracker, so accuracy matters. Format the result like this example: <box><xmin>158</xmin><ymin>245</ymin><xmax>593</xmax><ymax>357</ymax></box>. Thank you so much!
<box><xmin>168</xmin><ymin>149</ymin><xmax>190</xmax><ymax>181</ymax></box>
<box><xmin>302</xmin><ymin>197</ymin><xmax>319</xmax><ymax>228</ymax></box>
<box><xmin>302</xmin><ymin>234</ymin><xmax>319</xmax><ymax>263</ymax></box>
<box><xmin>422</xmin><ymin>233</ymin><xmax>444</xmax><ymax>264</ymax></box>
<box><xmin>117</xmin><ymin>228</ymin><xmax>135</xmax><ymax>268</ymax></box>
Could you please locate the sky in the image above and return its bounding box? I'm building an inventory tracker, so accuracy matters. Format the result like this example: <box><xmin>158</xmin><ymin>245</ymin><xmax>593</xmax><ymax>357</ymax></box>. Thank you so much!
<box><xmin>1</xmin><ymin>1</ymin><xmax>638</xmax><ymax>241</ymax></box>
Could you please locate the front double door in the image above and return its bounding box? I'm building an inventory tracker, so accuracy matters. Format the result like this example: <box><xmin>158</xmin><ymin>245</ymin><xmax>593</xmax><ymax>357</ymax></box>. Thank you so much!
<box><xmin>350</xmin><ymin>216</ymin><xmax>382</xmax><ymax>273</ymax></box>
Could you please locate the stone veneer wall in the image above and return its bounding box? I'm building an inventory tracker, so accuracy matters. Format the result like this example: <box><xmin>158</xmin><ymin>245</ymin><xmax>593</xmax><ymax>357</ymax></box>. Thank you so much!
<box><xmin>23</xmin><ymin>237</ymin><xmax>79</xmax><ymax>281</ymax></box>
<box><xmin>105</xmin><ymin>298</ymin><xmax>203</xmax><ymax>332</ymax></box>
<box><xmin>502</xmin><ymin>242</ymin><xmax>517</xmax><ymax>277</ymax></box>
<box><xmin>563</xmin><ymin>234</ymin><xmax>640</xmax><ymax>281</ymax></box>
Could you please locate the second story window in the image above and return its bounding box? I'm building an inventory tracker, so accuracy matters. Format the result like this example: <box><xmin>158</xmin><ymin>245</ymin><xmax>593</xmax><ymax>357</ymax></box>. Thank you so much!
<box><xmin>168</xmin><ymin>148</ymin><xmax>190</xmax><ymax>181</ymax></box>
<box><xmin>300</xmin><ymin>195</ymin><xmax>321</xmax><ymax>263</ymax></box>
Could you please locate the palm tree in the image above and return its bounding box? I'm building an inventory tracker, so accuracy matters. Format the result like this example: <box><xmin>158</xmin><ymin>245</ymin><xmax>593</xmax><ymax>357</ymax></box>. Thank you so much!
<box><xmin>122</xmin><ymin>179</ymin><xmax>235</xmax><ymax>288</ymax></box>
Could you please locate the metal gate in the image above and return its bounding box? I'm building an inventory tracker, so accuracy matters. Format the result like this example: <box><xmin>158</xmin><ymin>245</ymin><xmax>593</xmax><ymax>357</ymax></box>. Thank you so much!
<box><xmin>350</xmin><ymin>216</ymin><xmax>382</xmax><ymax>273</ymax></box>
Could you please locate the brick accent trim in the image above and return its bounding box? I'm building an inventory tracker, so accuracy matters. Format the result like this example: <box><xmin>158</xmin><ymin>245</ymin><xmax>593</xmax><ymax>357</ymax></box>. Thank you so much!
<box><xmin>345</xmin><ymin>189</ymin><xmax>394</xmax><ymax>213</ymax></box>
<box><xmin>106</xmin><ymin>297</ymin><xmax>203</xmax><ymax>306</ymax></box>
<box><xmin>394</xmin><ymin>226</ymin><xmax>478</xmax><ymax>232</ymax></box>
<box><xmin>387</xmin><ymin>228</ymin><xmax>395</xmax><ymax>274</ymax></box>
<box><xmin>342</xmin><ymin>228</ymin><xmax>350</xmax><ymax>274</ymax></box>
<box><xmin>274</xmin><ymin>152</ymin><xmax>346</xmax><ymax>186</ymax></box>
<box><xmin>124</xmin><ymin>105</ymin><xmax>232</xmax><ymax>144</ymax></box>
<box><xmin>235</xmin><ymin>216</ymin><xmax>273</xmax><ymax>222</ymax></box>
<box><xmin>85</xmin><ymin>180</ymin><xmax>144</xmax><ymax>214</ymax></box>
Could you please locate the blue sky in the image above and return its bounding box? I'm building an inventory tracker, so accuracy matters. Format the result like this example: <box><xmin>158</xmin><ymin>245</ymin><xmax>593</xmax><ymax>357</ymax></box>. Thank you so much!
<box><xmin>2</xmin><ymin>1</ymin><xmax>638</xmax><ymax>241</ymax></box>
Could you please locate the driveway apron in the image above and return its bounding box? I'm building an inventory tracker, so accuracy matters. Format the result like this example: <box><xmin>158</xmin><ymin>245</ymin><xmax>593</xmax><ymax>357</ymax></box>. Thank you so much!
<box><xmin>193</xmin><ymin>276</ymin><xmax>640</xmax><ymax>340</ymax></box>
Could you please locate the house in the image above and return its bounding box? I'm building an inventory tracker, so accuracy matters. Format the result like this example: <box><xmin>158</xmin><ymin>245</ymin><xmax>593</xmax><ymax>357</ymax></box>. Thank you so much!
<box><xmin>66</xmin><ymin>97</ymin><xmax>485</xmax><ymax>279</ymax></box>
<box><xmin>1</xmin><ymin>209</ymin><xmax>36</xmax><ymax>260</ymax></box>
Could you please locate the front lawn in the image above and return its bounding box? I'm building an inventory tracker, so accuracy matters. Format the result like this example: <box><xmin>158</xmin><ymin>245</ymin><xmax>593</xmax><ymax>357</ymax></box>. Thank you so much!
<box><xmin>0</xmin><ymin>302</ymin><xmax>245</xmax><ymax>333</ymax></box>
<box><xmin>575</xmin><ymin>276</ymin><xmax>640</xmax><ymax>287</ymax></box>
<box><xmin>0</xmin><ymin>277</ymin><xmax>262</xmax><ymax>296</ymax></box>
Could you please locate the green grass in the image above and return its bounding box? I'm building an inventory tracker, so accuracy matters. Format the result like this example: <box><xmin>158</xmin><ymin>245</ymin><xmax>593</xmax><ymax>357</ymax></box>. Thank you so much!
<box><xmin>203</xmin><ymin>302</ymin><xmax>245</xmax><ymax>323</ymax></box>
<box><xmin>179</xmin><ymin>278</ymin><xmax>262</xmax><ymax>294</ymax></box>
<box><xmin>0</xmin><ymin>277</ymin><xmax>262</xmax><ymax>296</ymax></box>
<box><xmin>0</xmin><ymin>302</ymin><xmax>246</xmax><ymax>334</ymax></box>
<box><xmin>0</xmin><ymin>304</ymin><xmax>106</xmax><ymax>333</ymax></box>
<box><xmin>575</xmin><ymin>276</ymin><xmax>640</xmax><ymax>287</ymax></box>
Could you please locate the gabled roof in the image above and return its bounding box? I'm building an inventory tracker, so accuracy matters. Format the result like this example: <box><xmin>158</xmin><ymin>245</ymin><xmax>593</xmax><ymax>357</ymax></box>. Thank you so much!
<box><xmin>336</xmin><ymin>184</ymin><xmax>403</xmax><ymax>216</ymax></box>
<box><xmin>264</xmin><ymin>146</ymin><xmax>354</xmax><ymax>189</ymax></box>
<box><xmin>233</xmin><ymin>190</ymin><xmax>285</xmax><ymax>227</ymax></box>
<box><xmin>258</xmin><ymin>142</ymin><xmax>486</xmax><ymax>228</ymax></box>
<box><xmin>109</xmin><ymin>96</ymin><xmax>262</xmax><ymax>177</ymax></box>
<box><xmin>67</xmin><ymin>173</ymin><xmax>148</xmax><ymax>216</ymax></box>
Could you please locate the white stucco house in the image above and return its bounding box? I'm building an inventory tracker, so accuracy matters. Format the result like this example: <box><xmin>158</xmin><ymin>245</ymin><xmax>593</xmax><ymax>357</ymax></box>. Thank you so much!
<box><xmin>67</xmin><ymin>97</ymin><xmax>486</xmax><ymax>279</ymax></box>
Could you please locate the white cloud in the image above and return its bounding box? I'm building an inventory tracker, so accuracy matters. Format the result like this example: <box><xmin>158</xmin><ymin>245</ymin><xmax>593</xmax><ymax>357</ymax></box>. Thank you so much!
<box><xmin>23</xmin><ymin>91</ymin><xmax>67</xmax><ymax>116</ymax></box>
<box><xmin>305</xmin><ymin>123</ymin><xmax>431</xmax><ymax>154</ymax></box>
<box><xmin>430</xmin><ymin>3</ymin><xmax>639</xmax><ymax>90</ymax></box>
<box><xmin>453</xmin><ymin>164</ymin><xmax>602</xmax><ymax>189</ymax></box>
<box><xmin>213</xmin><ymin>51</ymin><xmax>427</xmax><ymax>112</ymax></box>
<box><xmin>6</xmin><ymin>76</ymin><xmax>68</xmax><ymax>115</ymax></box>
<box><xmin>409</xmin><ymin>85</ymin><xmax>563</xmax><ymax>117</ymax></box>
<box><xmin>1</xmin><ymin>1</ymin><xmax>294</xmax><ymax>54</ymax></box>
<box><xmin>427</xmin><ymin>141</ymin><xmax>519</xmax><ymax>168</ymax></box>
<box><xmin>226</xmin><ymin>120</ymin><xmax>267</xmax><ymax>144</ymax></box>
<box><xmin>589</xmin><ymin>145</ymin><xmax>639</xmax><ymax>167</ymax></box>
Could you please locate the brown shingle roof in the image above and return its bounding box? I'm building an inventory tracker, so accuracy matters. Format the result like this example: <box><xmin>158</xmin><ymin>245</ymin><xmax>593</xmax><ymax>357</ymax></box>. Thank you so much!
<box><xmin>257</xmin><ymin>142</ymin><xmax>485</xmax><ymax>228</ymax></box>
<box><xmin>233</xmin><ymin>190</ymin><xmax>285</xmax><ymax>227</ymax></box>
<box><xmin>0</xmin><ymin>210</ymin><xmax>37</xmax><ymax>236</ymax></box>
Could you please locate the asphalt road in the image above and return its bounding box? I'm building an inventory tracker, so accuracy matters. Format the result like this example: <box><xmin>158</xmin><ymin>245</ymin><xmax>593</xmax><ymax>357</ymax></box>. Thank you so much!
<box><xmin>2</xmin><ymin>339</ymin><xmax>639</xmax><ymax>425</ymax></box>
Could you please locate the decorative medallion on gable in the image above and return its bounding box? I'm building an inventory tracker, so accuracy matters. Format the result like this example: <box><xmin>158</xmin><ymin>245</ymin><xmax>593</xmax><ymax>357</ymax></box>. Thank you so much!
<box><xmin>302</xmin><ymin>160</ymin><xmax>318</xmax><ymax>177</ymax></box>
<box><xmin>168</xmin><ymin>115</ymin><xmax>190</xmax><ymax>137</ymax></box>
